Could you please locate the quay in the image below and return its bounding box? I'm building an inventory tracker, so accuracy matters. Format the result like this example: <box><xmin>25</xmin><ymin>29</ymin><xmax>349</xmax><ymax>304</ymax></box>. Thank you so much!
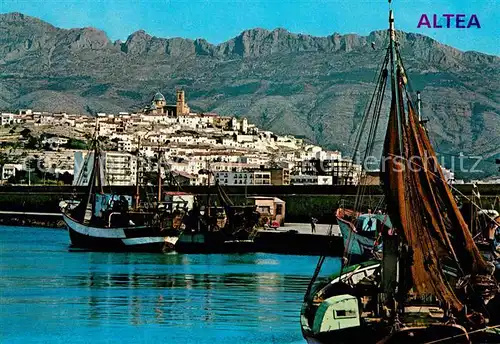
<box><xmin>0</xmin><ymin>210</ymin><xmax>61</xmax><ymax>216</ymax></box>
<box><xmin>0</xmin><ymin>184</ymin><xmax>498</xmax><ymax>223</ymax></box>
<box><xmin>176</xmin><ymin>223</ymin><xmax>343</xmax><ymax>256</ymax></box>
<box><xmin>0</xmin><ymin>206</ymin><xmax>343</xmax><ymax>256</ymax></box>
<box><xmin>0</xmin><ymin>184</ymin><xmax>497</xmax><ymax>256</ymax></box>
<box><xmin>254</xmin><ymin>223</ymin><xmax>342</xmax><ymax>256</ymax></box>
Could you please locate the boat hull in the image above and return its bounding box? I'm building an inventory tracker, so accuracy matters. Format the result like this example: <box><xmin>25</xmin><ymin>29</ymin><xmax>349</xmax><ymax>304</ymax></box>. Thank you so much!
<box><xmin>63</xmin><ymin>213</ymin><xmax>177</xmax><ymax>253</ymax></box>
<box><xmin>303</xmin><ymin>323</ymin><xmax>471</xmax><ymax>344</ymax></box>
<box><xmin>175</xmin><ymin>231</ymin><xmax>255</xmax><ymax>253</ymax></box>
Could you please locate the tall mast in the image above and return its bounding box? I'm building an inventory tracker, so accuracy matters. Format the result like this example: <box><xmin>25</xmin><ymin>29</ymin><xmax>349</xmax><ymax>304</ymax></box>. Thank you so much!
<box><xmin>382</xmin><ymin>2</ymin><xmax>406</xmax><ymax>320</ymax></box>
<box><xmin>389</xmin><ymin>9</ymin><xmax>403</xmax><ymax>155</ymax></box>
<box><xmin>157</xmin><ymin>144</ymin><xmax>162</xmax><ymax>204</ymax></box>
<box><xmin>417</xmin><ymin>91</ymin><xmax>422</xmax><ymax>121</ymax></box>
<box><xmin>134</xmin><ymin>136</ymin><xmax>141</xmax><ymax>210</ymax></box>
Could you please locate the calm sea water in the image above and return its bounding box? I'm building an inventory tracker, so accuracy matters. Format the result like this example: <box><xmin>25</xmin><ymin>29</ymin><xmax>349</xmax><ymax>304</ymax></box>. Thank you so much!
<box><xmin>0</xmin><ymin>226</ymin><xmax>341</xmax><ymax>344</ymax></box>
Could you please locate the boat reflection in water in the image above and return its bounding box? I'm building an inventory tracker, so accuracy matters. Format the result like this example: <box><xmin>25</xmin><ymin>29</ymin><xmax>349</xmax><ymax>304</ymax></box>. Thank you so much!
<box><xmin>72</xmin><ymin>252</ymin><xmax>321</xmax><ymax>335</ymax></box>
<box><xmin>2</xmin><ymin>225</ymin><xmax>339</xmax><ymax>343</ymax></box>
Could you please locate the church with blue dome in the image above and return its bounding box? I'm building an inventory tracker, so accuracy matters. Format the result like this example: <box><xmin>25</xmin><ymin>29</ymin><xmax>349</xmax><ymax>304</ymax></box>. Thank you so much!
<box><xmin>143</xmin><ymin>89</ymin><xmax>190</xmax><ymax>117</ymax></box>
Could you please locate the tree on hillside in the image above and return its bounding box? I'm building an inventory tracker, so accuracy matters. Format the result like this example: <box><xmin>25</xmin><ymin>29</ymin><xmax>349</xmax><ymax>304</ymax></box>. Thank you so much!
<box><xmin>25</xmin><ymin>136</ymin><xmax>41</xmax><ymax>149</ymax></box>
<box><xmin>58</xmin><ymin>172</ymin><xmax>74</xmax><ymax>185</ymax></box>
<box><xmin>20</xmin><ymin>128</ymin><xmax>31</xmax><ymax>138</ymax></box>
<box><xmin>65</xmin><ymin>138</ymin><xmax>87</xmax><ymax>150</ymax></box>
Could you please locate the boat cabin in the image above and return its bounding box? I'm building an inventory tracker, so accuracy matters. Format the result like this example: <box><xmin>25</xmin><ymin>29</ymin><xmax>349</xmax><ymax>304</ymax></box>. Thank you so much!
<box><xmin>162</xmin><ymin>191</ymin><xmax>194</xmax><ymax>212</ymax></box>
<box><xmin>354</xmin><ymin>213</ymin><xmax>392</xmax><ymax>236</ymax></box>
<box><xmin>246</xmin><ymin>196</ymin><xmax>286</xmax><ymax>226</ymax></box>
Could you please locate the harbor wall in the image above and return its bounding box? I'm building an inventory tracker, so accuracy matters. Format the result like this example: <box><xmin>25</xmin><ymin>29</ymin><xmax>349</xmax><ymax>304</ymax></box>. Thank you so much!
<box><xmin>0</xmin><ymin>184</ymin><xmax>497</xmax><ymax>226</ymax></box>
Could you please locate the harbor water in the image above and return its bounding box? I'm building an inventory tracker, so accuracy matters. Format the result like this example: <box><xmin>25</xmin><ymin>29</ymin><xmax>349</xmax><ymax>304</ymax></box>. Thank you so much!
<box><xmin>0</xmin><ymin>226</ymin><xmax>341</xmax><ymax>344</ymax></box>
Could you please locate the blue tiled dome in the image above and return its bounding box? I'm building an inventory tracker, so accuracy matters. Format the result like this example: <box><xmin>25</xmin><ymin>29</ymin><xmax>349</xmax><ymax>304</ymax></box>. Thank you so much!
<box><xmin>153</xmin><ymin>92</ymin><xmax>165</xmax><ymax>102</ymax></box>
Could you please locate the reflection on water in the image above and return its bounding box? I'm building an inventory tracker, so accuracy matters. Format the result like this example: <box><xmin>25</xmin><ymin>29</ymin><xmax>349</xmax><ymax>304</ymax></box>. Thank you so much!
<box><xmin>0</xmin><ymin>226</ymin><xmax>341</xmax><ymax>344</ymax></box>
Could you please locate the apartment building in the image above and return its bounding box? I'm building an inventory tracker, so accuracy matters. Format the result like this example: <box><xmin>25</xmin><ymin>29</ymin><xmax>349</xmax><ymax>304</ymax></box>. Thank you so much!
<box><xmin>290</xmin><ymin>175</ymin><xmax>333</xmax><ymax>185</ymax></box>
<box><xmin>73</xmin><ymin>151</ymin><xmax>137</xmax><ymax>186</ymax></box>
<box><xmin>214</xmin><ymin>171</ymin><xmax>255</xmax><ymax>185</ymax></box>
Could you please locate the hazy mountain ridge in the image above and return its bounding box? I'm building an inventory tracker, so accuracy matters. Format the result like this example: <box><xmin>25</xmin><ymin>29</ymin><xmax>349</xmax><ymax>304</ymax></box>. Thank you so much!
<box><xmin>0</xmin><ymin>12</ymin><xmax>499</xmax><ymax>177</ymax></box>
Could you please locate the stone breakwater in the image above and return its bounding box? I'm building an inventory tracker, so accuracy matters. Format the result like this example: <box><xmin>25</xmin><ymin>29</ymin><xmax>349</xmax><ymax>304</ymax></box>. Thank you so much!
<box><xmin>0</xmin><ymin>185</ymin><xmax>497</xmax><ymax>227</ymax></box>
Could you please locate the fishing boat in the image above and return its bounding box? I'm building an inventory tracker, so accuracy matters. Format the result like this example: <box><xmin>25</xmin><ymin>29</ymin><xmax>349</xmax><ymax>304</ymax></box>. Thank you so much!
<box><xmin>301</xmin><ymin>3</ymin><xmax>500</xmax><ymax>343</ymax></box>
<box><xmin>61</xmin><ymin>136</ymin><xmax>183</xmax><ymax>252</ymax></box>
<box><xmin>336</xmin><ymin>208</ymin><xmax>390</xmax><ymax>263</ymax></box>
<box><xmin>175</xmin><ymin>181</ymin><xmax>259</xmax><ymax>253</ymax></box>
<box><xmin>338</xmin><ymin>190</ymin><xmax>499</xmax><ymax>267</ymax></box>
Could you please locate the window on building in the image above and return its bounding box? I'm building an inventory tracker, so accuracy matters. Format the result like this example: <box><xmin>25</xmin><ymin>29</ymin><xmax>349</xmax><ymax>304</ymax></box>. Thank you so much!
<box><xmin>257</xmin><ymin>206</ymin><xmax>271</xmax><ymax>214</ymax></box>
<box><xmin>276</xmin><ymin>204</ymin><xmax>283</xmax><ymax>215</ymax></box>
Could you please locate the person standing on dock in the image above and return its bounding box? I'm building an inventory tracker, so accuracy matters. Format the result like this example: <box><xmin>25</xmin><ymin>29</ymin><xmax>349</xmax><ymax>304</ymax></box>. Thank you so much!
<box><xmin>310</xmin><ymin>217</ymin><xmax>318</xmax><ymax>233</ymax></box>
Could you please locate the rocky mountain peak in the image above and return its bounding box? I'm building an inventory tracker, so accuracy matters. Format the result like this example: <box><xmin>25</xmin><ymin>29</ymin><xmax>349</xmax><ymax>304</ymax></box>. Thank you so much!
<box><xmin>68</xmin><ymin>27</ymin><xmax>111</xmax><ymax>50</ymax></box>
<box><xmin>0</xmin><ymin>12</ymin><xmax>498</xmax><ymax>177</ymax></box>
<box><xmin>121</xmin><ymin>30</ymin><xmax>153</xmax><ymax>53</ymax></box>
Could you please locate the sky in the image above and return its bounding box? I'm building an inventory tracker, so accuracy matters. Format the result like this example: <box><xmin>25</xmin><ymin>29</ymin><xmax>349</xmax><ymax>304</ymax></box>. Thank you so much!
<box><xmin>0</xmin><ymin>0</ymin><xmax>498</xmax><ymax>56</ymax></box>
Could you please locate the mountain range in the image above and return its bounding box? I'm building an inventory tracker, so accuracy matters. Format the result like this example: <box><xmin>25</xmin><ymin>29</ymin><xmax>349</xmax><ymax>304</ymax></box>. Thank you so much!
<box><xmin>0</xmin><ymin>12</ymin><xmax>499</xmax><ymax>177</ymax></box>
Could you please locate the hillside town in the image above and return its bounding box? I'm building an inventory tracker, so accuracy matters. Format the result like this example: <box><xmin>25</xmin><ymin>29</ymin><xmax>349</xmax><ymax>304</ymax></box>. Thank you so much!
<box><xmin>0</xmin><ymin>89</ymin><xmax>363</xmax><ymax>187</ymax></box>
<box><xmin>0</xmin><ymin>89</ymin><xmax>477</xmax><ymax>187</ymax></box>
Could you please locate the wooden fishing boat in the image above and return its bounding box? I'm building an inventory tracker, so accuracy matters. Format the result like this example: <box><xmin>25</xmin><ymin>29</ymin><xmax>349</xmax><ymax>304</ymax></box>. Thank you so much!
<box><xmin>301</xmin><ymin>2</ymin><xmax>500</xmax><ymax>343</ymax></box>
<box><xmin>61</xmin><ymin>137</ymin><xmax>182</xmax><ymax>253</ymax></box>
<box><xmin>336</xmin><ymin>208</ymin><xmax>390</xmax><ymax>263</ymax></box>
<box><xmin>176</xmin><ymin>182</ymin><xmax>259</xmax><ymax>253</ymax></box>
<box><xmin>63</xmin><ymin>212</ymin><xmax>178</xmax><ymax>252</ymax></box>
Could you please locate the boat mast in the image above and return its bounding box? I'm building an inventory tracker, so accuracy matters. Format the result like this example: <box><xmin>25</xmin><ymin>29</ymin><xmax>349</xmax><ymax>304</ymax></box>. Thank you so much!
<box><xmin>417</xmin><ymin>91</ymin><xmax>422</xmax><ymax>121</ymax></box>
<box><xmin>389</xmin><ymin>8</ymin><xmax>403</xmax><ymax>154</ymax></box>
<box><xmin>157</xmin><ymin>144</ymin><xmax>162</xmax><ymax>205</ymax></box>
<box><xmin>84</xmin><ymin>121</ymin><xmax>100</xmax><ymax>223</ymax></box>
<box><xmin>383</xmin><ymin>0</ymin><xmax>406</xmax><ymax>321</ymax></box>
<box><xmin>134</xmin><ymin>136</ymin><xmax>141</xmax><ymax>210</ymax></box>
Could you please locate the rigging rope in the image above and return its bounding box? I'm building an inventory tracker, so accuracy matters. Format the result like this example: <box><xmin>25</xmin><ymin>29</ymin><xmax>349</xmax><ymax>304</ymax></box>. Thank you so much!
<box><xmin>318</xmin><ymin>47</ymin><xmax>392</xmax><ymax>284</ymax></box>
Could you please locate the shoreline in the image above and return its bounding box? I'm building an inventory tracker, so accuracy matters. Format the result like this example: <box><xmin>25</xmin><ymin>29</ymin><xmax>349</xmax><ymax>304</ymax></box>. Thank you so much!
<box><xmin>0</xmin><ymin>215</ymin><xmax>65</xmax><ymax>228</ymax></box>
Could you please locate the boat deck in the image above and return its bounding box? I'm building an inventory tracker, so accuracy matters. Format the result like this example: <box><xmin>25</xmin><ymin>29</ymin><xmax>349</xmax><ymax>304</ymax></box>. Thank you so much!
<box><xmin>257</xmin><ymin>223</ymin><xmax>341</xmax><ymax>236</ymax></box>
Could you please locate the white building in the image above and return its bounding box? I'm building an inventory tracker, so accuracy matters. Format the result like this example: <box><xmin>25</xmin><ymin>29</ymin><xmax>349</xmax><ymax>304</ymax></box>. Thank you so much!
<box><xmin>290</xmin><ymin>175</ymin><xmax>333</xmax><ymax>185</ymax></box>
<box><xmin>1</xmin><ymin>163</ymin><xmax>23</xmax><ymax>180</ymax></box>
<box><xmin>73</xmin><ymin>151</ymin><xmax>137</xmax><ymax>186</ymax></box>
<box><xmin>118</xmin><ymin>140</ymin><xmax>136</xmax><ymax>152</ymax></box>
<box><xmin>42</xmin><ymin>137</ymin><xmax>69</xmax><ymax>147</ymax></box>
<box><xmin>1</xmin><ymin>113</ymin><xmax>15</xmax><ymax>126</ymax></box>
<box><xmin>214</xmin><ymin>170</ymin><xmax>271</xmax><ymax>186</ymax></box>
<box><xmin>105</xmin><ymin>152</ymin><xmax>137</xmax><ymax>186</ymax></box>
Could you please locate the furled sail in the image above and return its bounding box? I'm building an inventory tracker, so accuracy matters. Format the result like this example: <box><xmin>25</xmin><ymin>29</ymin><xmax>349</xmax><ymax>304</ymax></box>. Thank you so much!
<box><xmin>381</xmin><ymin>73</ymin><xmax>489</xmax><ymax>311</ymax></box>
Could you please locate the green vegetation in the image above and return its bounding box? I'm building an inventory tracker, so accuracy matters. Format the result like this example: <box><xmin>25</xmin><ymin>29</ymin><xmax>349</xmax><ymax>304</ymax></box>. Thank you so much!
<box><xmin>117</xmin><ymin>90</ymin><xmax>143</xmax><ymax>100</ymax></box>
<box><xmin>221</xmin><ymin>82</ymin><xmax>261</xmax><ymax>97</ymax></box>
<box><xmin>20</xmin><ymin>128</ymin><xmax>31</xmax><ymax>138</ymax></box>
<box><xmin>64</xmin><ymin>138</ymin><xmax>87</xmax><ymax>150</ymax></box>
<box><xmin>0</xmin><ymin>193</ymin><xmax>63</xmax><ymax>213</ymax></box>
<box><xmin>81</xmin><ymin>84</ymin><xmax>111</xmax><ymax>97</ymax></box>
<box><xmin>265</xmin><ymin>83</ymin><xmax>303</xmax><ymax>96</ymax></box>
<box><xmin>0</xmin><ymin>152</ymin><xmax>12</xmax><ymax>165</ymax></box>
